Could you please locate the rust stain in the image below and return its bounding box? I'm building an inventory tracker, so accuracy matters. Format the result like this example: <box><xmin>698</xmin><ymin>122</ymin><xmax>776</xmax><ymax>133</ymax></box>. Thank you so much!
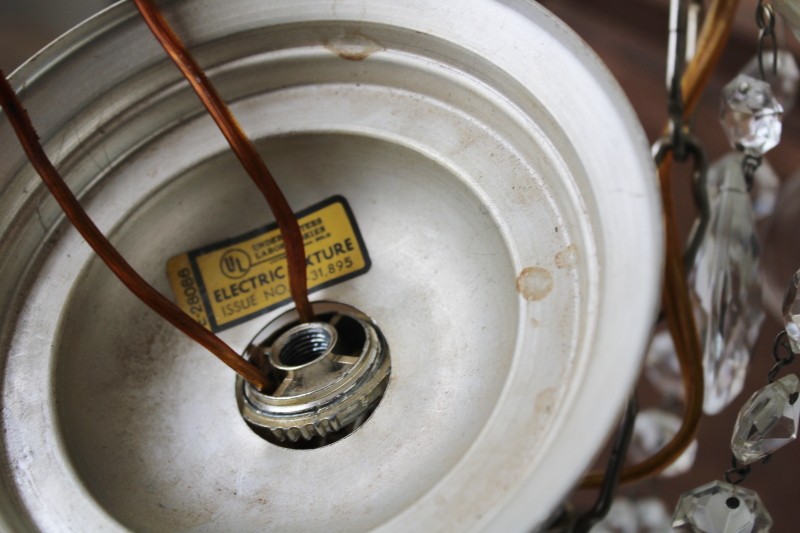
<box><xmin>516</xmin><ymin>267</ymin><xmax>553</xmax><ymax>302</ymax></box>
<box><xmin>530</xmin><ymin>317</ymin><xmax>539</xmax><ymax>328</ymax></box>
<box><xmin>535</xmin><ymin>388</ymin><xmax>557</xmax><ymax>415</ymax></box>
<box><xmin>555</xmin><ymin>244</ymin><xmax>578</xmax><ymax>269</ymax></box>
<box><xmin>325</xmin><ymin>30</ymin><xmax>385</xmax><ymax>61</ymax></box>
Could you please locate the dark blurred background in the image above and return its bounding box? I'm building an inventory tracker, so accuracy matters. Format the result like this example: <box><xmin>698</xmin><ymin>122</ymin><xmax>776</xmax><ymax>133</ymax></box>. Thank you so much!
<box><xmin>0</xmin><ymin>0</ymin><xmax>798</xmax><ymax>530</ymax></box>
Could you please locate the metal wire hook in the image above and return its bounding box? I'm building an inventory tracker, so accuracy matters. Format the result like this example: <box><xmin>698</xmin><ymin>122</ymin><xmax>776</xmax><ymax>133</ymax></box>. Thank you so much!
<box><xmin>768</xmin><ymin>330</ymin><xmax>796</xmax><ymax>383</ymax></box>
<box><xmin>756</xmin><ymin>0</ymin><xmax>778</xmax><ymax>80</ymax></box>
<box><xmin>724</xmin><ymin>455</ymin><xmax>752</xmax><ymax>485</ymax></box>
<box><xmin>742</xmin><ymin>154</ymin><xmax>761</xmax><ymax>192</ymax></box>
<box><xmin>572</xmin><ymin>395</ymin><xmax>639</xmax><ymax>533</ymax></box>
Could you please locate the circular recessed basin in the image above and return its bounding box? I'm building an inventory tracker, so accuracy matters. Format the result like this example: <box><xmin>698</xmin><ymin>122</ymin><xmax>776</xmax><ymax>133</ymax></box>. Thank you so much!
<box><xmin>0</xmin><ymin>1</ymin><xmax>661</xmax><ymax>532</ymax></box>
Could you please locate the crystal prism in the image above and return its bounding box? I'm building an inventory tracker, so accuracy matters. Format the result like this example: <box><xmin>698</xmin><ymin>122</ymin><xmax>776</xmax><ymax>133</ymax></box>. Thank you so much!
<box><xmin>706</xmin><ymin>153</ymin><xmax>779</xmax><ymax>221</ymax></box>
<box><xmin>672</xmin><ymin>480</ymin><xmax>772</xmax><ymax>533</ymax></box>
<box><xmin>783</xmin><ymin>269</ymin><xmax>800</xmax><ymax>353</ymax></box>
<box><xmin>690</xmin><ymin>154</ymin><xmax>765</xmax><ymax>415</ymax></box>
<box><xmin>629</xmin><ymin>409</ymin><xmax>697</xmax><ymax>478</ymax></box>
<box><xmin>731</xmin><ymin>374</ymin><xmax>800</xmax><ymax>464</ymax></box>
<box><xmin>705</xmin><ymin>152</ymin><xmax>737</xmax><ymax>198</ymax></box>
<box><xmin>719</xmin><ymin>74</ymin><xmax>783</xmax><ymax>157</ymax></box>
<box><xmin>741</xmin><ymin>50</ymin><xmax>800</xmax><ymax>113</ymax></box>
<box><xmin>644</xmin><ymin>328</ymin><xmax>685</xmax><ymax>401</ymax></box>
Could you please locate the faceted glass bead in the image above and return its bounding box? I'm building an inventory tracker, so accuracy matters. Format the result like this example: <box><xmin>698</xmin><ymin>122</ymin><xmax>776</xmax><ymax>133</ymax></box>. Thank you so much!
<box><xmin>731</xmin><ymin>374</ymin><xmax>800</xmax><ymax>464</ymax></box>
<box><xmin>629</xmin><ymin>409</ymin><xmax>697</xmax><ymax>478</ymax></box>
<box><xmin>644</xmin><ymin>328</ymin><xmax>685</xmax><ymax>401</ymax></box>
<box><xmin>672</xmin><ymin>480</ymin><xmax>772</xmax><ymax>533</ymax></box>
<box><xmin>741</xmin><ymin>50</ymin><xmax>800</xmax><ymax>113</ymax></box>
<box><xmin>782</xmin><ymin>269</ymin><xmax>800</xmax><ymax>353</ymax></box>
<box><xmin>719</xmin><ymin>74</ymin><xmax>783</xmax><ymax>157</ymax></box>
<box><xmin>691</xmin><ymin>155</ymin><xmax>765</xmax><ymax>415</ymax></box>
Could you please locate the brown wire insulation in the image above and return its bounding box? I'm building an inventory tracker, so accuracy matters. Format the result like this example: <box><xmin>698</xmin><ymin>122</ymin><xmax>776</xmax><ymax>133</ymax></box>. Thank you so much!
<box><xmin>0</xmin><ymin>72</ymin><xmax>270</xmax><ymax>391</ymax></box>
<box><xmin>132</xmin><ymin>0</ymin><xmax>315</xmax><ymax>324</ymax></box>
<box><xmin>580</xmin><ymin>0</ymin><xmax>739</xmax><ymax>489</ymax></box>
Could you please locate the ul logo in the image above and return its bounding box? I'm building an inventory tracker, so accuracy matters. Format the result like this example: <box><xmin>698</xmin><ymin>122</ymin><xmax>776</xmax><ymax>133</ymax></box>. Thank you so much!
<box><xmin>220</xmin><ymin>249</ymin><xmax>251</xmax><ymax>279</ymax></box>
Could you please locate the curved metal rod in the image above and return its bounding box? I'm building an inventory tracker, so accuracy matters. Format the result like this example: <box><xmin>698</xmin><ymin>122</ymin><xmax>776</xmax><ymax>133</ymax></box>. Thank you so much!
<box><xmin>572</xmin><ymin>395</ymin><xmax>638</xmax><ymax>533</ymax></box>
<box><xmin>580</xmin><ymin>0</ymin><xmax>739</xmax><ymax>489</ymax></box>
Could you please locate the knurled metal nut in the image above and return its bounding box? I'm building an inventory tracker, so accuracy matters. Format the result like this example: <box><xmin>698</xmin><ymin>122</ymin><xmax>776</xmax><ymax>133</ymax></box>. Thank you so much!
<box><xmin>236</xmin><ymin>302</ymin><xmax>390</xmax><ymax>441</ymax></box>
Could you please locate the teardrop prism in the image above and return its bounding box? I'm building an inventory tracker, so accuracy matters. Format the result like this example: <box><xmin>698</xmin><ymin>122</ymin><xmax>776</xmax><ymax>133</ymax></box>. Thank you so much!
<box><xmin>690</xmin><ymin>154</ymin><xmax>765</xmax><ymax>415</ymax></box>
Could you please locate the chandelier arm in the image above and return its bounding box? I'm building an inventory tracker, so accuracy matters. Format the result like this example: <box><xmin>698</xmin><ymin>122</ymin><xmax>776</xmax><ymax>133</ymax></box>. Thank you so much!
<box><xmin>579</xmin><ymin>0</ymin><xmax>739</xmax><ymax>489</ymax></box>
<box><xmin>132</xmin><ymin>0</ymin><xmax>315</xmax><ymax>324</ymax></box>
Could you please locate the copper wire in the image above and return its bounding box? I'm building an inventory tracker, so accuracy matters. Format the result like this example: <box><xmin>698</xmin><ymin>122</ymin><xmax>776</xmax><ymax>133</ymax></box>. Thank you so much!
<box><xmin>0</xmin><ymin>73</ymin><xmax>270</xmax><ymax>391</ymax></box>
<box><xmin>580</xmin><ymin>0</ymin><xmax>739</xmax><ymax>489</ymax></box>
<box><xmin>132</xmin><ymin>0</ymin><xmax>315</xmax><ymax>324</ymax></box>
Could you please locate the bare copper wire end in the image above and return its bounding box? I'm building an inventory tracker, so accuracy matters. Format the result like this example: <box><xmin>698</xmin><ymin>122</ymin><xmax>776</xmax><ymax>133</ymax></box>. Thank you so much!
<box><xmin>132</xmin><ymin>0</ymin><xmax>315</xmax><ymax>324</ymax></box>
<box><xmin>580</xmin><ymin>0</ymin><xmax>739</xmax><ymax>489</ymax></box>
<box><xmin>0</xmin><ymin>72</ymin><xmax>270</xmax><ymax>392</ymax></box>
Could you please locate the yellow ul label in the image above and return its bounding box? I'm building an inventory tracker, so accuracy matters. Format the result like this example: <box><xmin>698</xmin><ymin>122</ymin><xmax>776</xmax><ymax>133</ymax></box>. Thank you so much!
<box><xmin>166</xmin><ymin>196</ymin><xmax>370</xmax><ymax>332</ymax></box>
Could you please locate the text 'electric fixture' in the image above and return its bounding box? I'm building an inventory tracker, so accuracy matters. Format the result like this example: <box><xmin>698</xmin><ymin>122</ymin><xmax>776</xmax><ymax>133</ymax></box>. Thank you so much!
<box><xmin>0</xmin><ymin>1</ymin><xmax>661</xmax><ymax>531</ymax></box>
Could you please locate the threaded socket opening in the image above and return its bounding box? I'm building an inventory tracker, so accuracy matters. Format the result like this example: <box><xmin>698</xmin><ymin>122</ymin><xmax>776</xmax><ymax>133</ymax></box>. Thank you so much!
<box><xmin>277</xmin><ymin>326</ymin><xmax>333</xmax><ymax>367</ymax></box>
